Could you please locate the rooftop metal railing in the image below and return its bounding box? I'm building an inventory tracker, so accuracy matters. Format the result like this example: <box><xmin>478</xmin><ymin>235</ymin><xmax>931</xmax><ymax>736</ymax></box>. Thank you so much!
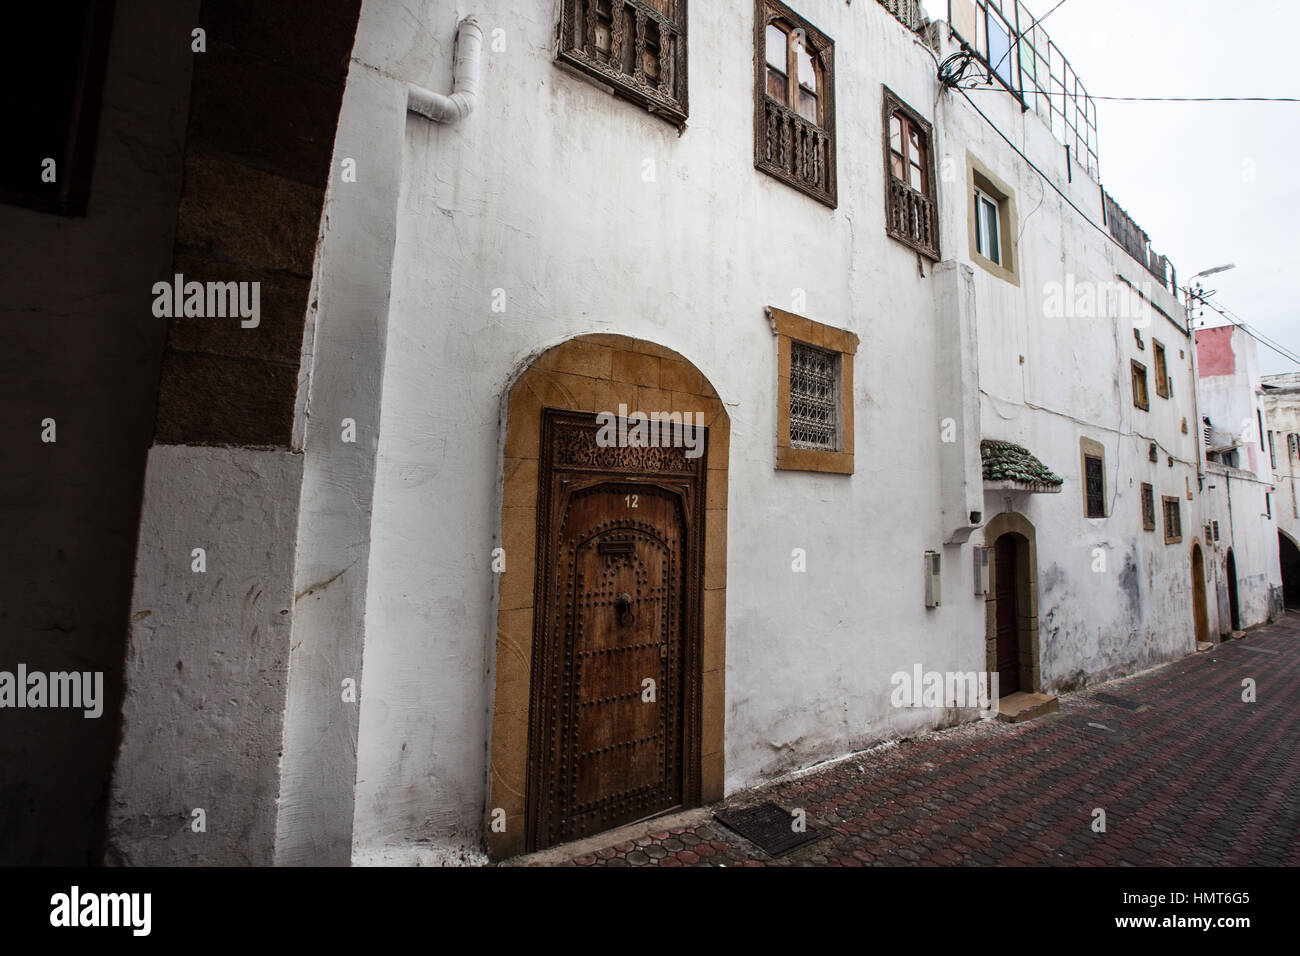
<box><xmin>946</xmin><ymin>0</ymin><xmax>1099</xmax><ymax>178</ymax></box>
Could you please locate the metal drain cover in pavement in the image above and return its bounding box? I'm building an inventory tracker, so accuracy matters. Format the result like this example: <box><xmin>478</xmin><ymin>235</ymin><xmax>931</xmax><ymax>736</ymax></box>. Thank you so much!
<box><xmin>713</xmin><ymin>802</ymin><xmax>825</xmax><ymax>857</ymax></box>
<box><xmin>1093</xmin><ymin>692</ymin><xmax>1144</xmax><ymax>711</ymax></box>
<box><xmin>1061</xmin><ymin>713</ymin><xmax>1137</xmax><ymax>742</ymax></box>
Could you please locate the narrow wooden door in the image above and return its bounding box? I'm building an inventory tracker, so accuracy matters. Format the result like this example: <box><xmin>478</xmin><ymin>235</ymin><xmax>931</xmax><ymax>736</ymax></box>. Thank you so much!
<box><xmin>994</xmin><ymin>535</ymin><xmax>1020</xmax><ymax>695</ymax></box>
<box><xmin>528</xmin><ymin>409</ymin><xmax>705</xmax><ymax>852</ymax></box>
<box><xmin>1191</xmin><ymin>545</ymin><xmax>1208</xmax><ymax>644</ymax></box>
<box><xmin>1226</xmin><ymin>550</ymin><xmax>1241</xmax><ymax>631</ymax></box>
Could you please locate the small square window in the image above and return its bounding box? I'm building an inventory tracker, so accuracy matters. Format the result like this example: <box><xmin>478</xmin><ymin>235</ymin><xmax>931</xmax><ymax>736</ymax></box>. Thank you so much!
<box><xmin>967</xmin><ymin>154</ymin><xmax>1018</xmax><ymax>284</ymax></box>
<box><xmin>1084</xmin><ymin>454</ymin><xmax>1105</xmax><ymax>518</ymax></box>
<box><xmin>769</xmin><ymin>307</ymin><xmax>857</xmax><ymax>474</ymax></box>
<box><xmin>1153</xmin><ymin>340</ymin><xmax>1169</xmax><ymax>399</ymax></box>
<box><xmin>1131</xmin><ymin>360</ymin><xmax>1150</xmax><ymax>411</ymax></box>
<box><xmin>789</xmin><ymin>340</ymin><xmax>839</xmax><ymax>451</ymax></box>
<box><xmin>1141</xmin><ymin>483</ymin><xmax>1155</xmax><ymax>531</ymax></box>
<box><xmin>974</xmin><ymin>187</ymin><xmax>1001</xmax><ymax>265</ymax></box>
<box><xmin>1163</xmin><ymin>496</ymin><xmax>1182</xmax><ymax>544</ymax></box>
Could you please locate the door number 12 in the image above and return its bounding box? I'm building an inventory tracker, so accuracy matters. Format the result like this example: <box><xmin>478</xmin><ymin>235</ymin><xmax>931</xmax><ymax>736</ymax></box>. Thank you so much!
<box><xmin>625</xmin><ymin>494</ymin><xmax>639</xmax><ymax>509</ymax></box>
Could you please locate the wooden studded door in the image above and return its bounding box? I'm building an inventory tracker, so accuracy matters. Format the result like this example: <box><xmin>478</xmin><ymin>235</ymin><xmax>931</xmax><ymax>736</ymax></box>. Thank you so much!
<box><xmin>527</xmin><ymin>408</ymin><xmax>706</xmax><ymax>852</ymax></box>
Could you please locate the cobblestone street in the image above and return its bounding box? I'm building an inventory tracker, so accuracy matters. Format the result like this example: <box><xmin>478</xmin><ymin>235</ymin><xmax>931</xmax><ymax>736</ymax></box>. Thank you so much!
<box><xmin>556</xmin><ymin>613</ymin><xmax>1300</xmax><ymax>867</ymax></box>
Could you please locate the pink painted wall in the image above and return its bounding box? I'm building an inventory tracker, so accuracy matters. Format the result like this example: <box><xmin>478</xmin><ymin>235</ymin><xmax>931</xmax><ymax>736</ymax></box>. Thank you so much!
<box><xmin>1196</xmin><ymin>326</ymin><xmax>1237</xmax><ymax>377</ymax></box>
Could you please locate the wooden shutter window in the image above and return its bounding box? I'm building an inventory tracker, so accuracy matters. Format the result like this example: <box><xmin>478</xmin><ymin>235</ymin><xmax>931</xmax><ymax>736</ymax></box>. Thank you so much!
<box><xmin>557</xmin><ymin>0</ymin><xmax>689</xmax><ymax>124</ymax></box>
<box><xmin>883</xmin><ymin>87</ymin><xmax>939</xmax><ymax>259</ymax></box>
<box><xmin>753</xmin><ymin>0</ymin><xmax>836</xmax><ymax>207</ymax></box>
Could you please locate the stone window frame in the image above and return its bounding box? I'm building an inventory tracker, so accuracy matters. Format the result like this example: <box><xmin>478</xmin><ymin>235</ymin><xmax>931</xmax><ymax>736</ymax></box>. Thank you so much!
<box><xmin>769</xmin><ymin>306</ymin><xmax>857</xmax><ymax>474</ymax></box>
<box><xmin>753</xmin><ymin>0</ymin><xmax>837</xmax><ymax>208</ymax></box>
<box><xmin>883</xmin><ymin>86</ymin><xmax>940</xmax><ymax>260</ymax></box>
<box><xmin>1080</xmin><ymin>437</ymin><xmax>1106</xmax><ymax>519</ymax></box>
<box><xmin>1140</xmin><ymin>482</ymin><xmax>1156</xmax><ymax>531</ymax></box>
<box><xmin>966</xmin><ymin>151</ymin><xmax>1019</xmax><ymax>286</ymax></box>
<box><xmin>556</xmin><ymin>0</ymin><xmax>690</xmax><ymax>125</ymax></box>
<box><xmin>1162</xmin><ymin>495</ymin><xmax>1182</xmax><ymax>544</ymax></box>
<box><xmin>1131</xmin><ymin>359</ymin><xmax>1150</xmax><ymax>411</ymax></box>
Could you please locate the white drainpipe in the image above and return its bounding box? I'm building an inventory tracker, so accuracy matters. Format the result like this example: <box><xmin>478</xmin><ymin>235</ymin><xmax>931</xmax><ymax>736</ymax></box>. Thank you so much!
<box><xmin>408</xmin><ymin>16</ymin><xmax>483</xmax><ymax>123</ymax></box>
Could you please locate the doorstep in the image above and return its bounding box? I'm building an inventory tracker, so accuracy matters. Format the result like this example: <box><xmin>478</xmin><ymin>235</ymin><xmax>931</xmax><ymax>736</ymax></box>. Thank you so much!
<box><xmin>997</xmin><ymin>691</ymin><xmax>1059</xmax><ymax>723</ymax></box>
<box><xmin>498</xmin><ymin>807</ymin><xmax>715</xmax><ymax>866</ymax></box>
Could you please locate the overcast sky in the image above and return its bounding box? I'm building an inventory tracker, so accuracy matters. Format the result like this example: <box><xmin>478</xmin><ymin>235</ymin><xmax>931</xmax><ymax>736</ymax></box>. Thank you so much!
<box><xmin>920</xmin><ymin>0</ymin><xmax>1300</xmax><ymax>375</ymax></box>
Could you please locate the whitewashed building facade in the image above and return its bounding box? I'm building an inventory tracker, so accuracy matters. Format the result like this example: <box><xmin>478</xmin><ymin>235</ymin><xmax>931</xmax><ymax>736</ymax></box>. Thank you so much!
<box><xmin>107</xmin><ymin>0</ymin><xmax>1257</xmax><ymax>865</ymax></box>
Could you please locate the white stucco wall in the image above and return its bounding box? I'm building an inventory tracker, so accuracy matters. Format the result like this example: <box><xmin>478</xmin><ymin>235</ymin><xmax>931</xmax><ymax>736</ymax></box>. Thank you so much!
<box><xmin>108</xmin><ymin>445</ymin><xmax>303</xmax><ymax>865</ymax></box>
<box><xmin>1202</xmin><ymin>462</ymin><xmax>1281</xmax><ymax>631</ymax></box>
<box><xmin>1197</xmin><ymin>326</ymin><xmax>1283</xmax><ymax>627</ymax></box>
<box><xmin>1262</xmin><ymin>377</ymin><xmax>1300</xmax><ymax>548</ymax></box>
<box><xmin>289</xmin><ymin>0</ymin><xmax>1216</xmax><ymax>863</ymax></box>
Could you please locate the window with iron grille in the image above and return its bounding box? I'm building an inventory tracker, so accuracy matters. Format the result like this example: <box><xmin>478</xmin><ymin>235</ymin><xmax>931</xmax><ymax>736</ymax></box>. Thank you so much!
<box><xmin>1163</xmin><ymin>496</ymin><xmax>1182</xmax><ymax>544</ymax></box>
<box><xmin>1213</xmin><ymin>520</ymin><xmax>1220</xmax><ymax>541</ymax></box>
<box><xmin>755</xmin><ymin>0</ymin><xmax>836</xmax><ymax>207</ymax></box>
<box><xmin>883</xmin><ymin>88</ymin><xmax>939</xmax><ymax>259</ymax></box>
<box><xmin>1141</xmin><ymin>483</ymin><xmax>1155</xmax><ymax>531</ymax></box>
<box><xmin>1084</xmin><ymin>454</ymin><xmax>1105</xmax><ymax>518</ymax></box>
<box><xmin>557</xmin><ymin>1</ymin><xmax>688</xmax><ymax>124</ymax></box>
<box><xmin>1131</xmin><ymin>360</ymin><xmax>1149</xmax><ymax>411</ymax></box>
<box><xmin>789</xmin><ymin>340</ymin><xmax>839</xmax><ymax>449</ymax></box>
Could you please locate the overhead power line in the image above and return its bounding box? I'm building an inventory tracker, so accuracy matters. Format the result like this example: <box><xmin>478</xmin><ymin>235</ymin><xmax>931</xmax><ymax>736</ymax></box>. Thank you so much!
<box><xmin>1090</xmin><ymin>95</ymin><xmax>1300</xmax><ymax>103</ymax></box>
<box><xmin>951</xmin><ymin>84</ymin><xmax>1300</xmax><ymax>369</ymax></box>
<box><xmin>1194</xmin><ymin>297</ymin><xmax>1300</xmax><ymax>367</ymax></box>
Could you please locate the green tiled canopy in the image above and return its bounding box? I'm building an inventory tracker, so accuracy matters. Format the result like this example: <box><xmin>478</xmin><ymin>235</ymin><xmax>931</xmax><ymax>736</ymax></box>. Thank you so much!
<box><xmin>980</xmin><ymin>439</ymin><xmax>1063</xmax><ymax>488</ymax></box>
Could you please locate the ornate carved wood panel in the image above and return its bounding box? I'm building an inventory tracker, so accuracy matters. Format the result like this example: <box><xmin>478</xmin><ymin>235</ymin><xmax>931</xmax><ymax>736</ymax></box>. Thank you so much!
<box><xmin>557</xmin><ymin>0</ymin><xmax>689</xmax><ymax>125</ymax></box>
<box><xmin>527</xmin><ymin>409</ymin><xmax>706</xmax><ymax>851</ymax></box>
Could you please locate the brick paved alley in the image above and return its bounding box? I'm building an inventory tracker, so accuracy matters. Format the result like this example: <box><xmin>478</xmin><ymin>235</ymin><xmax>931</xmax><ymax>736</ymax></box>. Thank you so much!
<box><xmin>549</xmin><ymin>614</ymin><xmax>1300</xmax><ymax>867</ymax></box>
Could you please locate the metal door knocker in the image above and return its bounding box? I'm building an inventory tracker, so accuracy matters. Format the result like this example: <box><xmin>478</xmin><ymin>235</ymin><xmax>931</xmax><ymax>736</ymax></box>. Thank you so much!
<box><xmin>615</xmin><ymin>592</ymin><xmax>635</xmax><ymax>626</ymax></box>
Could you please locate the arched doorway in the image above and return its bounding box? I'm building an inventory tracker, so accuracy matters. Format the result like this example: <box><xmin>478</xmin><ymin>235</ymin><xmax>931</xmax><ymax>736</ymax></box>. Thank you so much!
<box><xmin>1280</xmin><ymin>532</ymin><xmax>1300</xmax><ymax>609</ymax></box>
<box><xmin>1190</xmin><ymin>543</ymin><xmax>1209</xmax><ymax>645</ymax></box>
<box><xmin>486</xmin><ymin>334</ymin><xmax>730</xmax><ymax>860</ymax></box>
<box><xmin>983</xmin><ymin>513</ymin><xmax>1040</xmax><ymax>697</ymax></box>
<box><xmin>1226</xmin><ymin>548</ymin><xmax>1241</xmax><ymax>632</ymax></box>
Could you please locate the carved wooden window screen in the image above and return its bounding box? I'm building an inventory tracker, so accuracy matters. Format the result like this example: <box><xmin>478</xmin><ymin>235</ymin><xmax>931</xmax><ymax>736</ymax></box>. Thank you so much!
<box><xmin>883</xmin><ymin>88</ymin><xmax>939</xmax><ymax>259</ymax></box>
<box><xmin>1141</xmin><ymin>483</ymin><xmax>1155</xmax><ymax>531</ymax></box>
<box><xmin>558</xmin><ymin>0</ymin><xmax>688</xmax><ymax>123</ymax></box>
<box><xmin>1084</xmin><ymin>454</ymin><xmax>1105</xmax><ymax>518</ymax></box>
<box><xmin>754</xmin><ymin>0</ymin><xmax>836</xmax><ymax>207</ymax></box>
<box><xmin>789</xmin><ymin>340</ymin><xmax>839</xmax><ymax>450</ymax></box>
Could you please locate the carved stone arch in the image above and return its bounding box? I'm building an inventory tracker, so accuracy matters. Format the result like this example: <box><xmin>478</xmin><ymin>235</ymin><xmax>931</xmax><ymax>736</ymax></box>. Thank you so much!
<box><xmin>486</xmin><ymin>334</ymin><xmax>729</xmax><ymax>860</ymax></box>
<box><xmin>983</xmin><ymin>511</ymin><xmax>1041</xmax><ymax>695</ymax></box>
